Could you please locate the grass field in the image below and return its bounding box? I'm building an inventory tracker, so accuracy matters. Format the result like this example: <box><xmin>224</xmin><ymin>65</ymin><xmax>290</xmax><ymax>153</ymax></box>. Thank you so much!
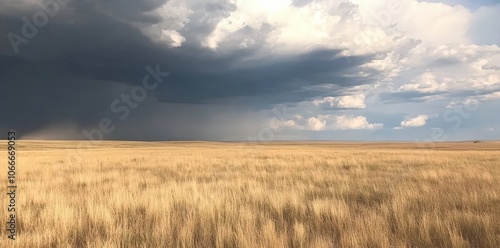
<box><xmin>1</xmin><ymin>141</ymin><xmax>500</xmax><ymax>247</ymax></box>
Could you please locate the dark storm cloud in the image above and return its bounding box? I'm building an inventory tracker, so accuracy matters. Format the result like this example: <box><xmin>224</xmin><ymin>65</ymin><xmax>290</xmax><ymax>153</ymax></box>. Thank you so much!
<box><xmin>0</xmin><ymin>0</ymin><xmax>379</xmax><ymax>139</ymax></box>
<box><xmin>450</xmin><ymin>88</ymin><xmax>497</xmax><ymax>98</ymax></box>
<box><xmin>380</xmin><ymin>85</ymin><xmax>500</xmax><ymax>104</ymax></box>
<box><xmin>0</xmin><ymin>55</ymin><xmax>134</xmax><ymax>131</ymax></box>
<box><xmin>154</xmin><ymin>48</ymin><xmax>376</xmax><ymax>104</ymax></box>
<box><xmin>379</xmin><ymin>90</ymin><xmax>449</xmax><ymax>103</ymax></box>
<box><xmin>291</xmin><ymin>0</ymin><xmax>314</xmax><ymax>8</ymax></box>
<box><xmin>482</xmin><ymin>64</ymin><xmax>500</xmax><ymax>71</ymax></box>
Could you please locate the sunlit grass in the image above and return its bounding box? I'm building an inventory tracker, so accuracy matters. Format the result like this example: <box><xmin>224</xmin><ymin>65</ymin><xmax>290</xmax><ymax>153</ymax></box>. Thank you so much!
<box><xmin>1</xmin><ymin>141</ymin><xmax>499</xmax><ymax>247</ymax></box>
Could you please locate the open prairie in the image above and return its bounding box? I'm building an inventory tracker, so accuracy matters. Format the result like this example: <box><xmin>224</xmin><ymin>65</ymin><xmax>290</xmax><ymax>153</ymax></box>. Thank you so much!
<box><xmin>1</xmin><ymin>141</ymin><xmax>500</xmax><ymax>247</ymax></box>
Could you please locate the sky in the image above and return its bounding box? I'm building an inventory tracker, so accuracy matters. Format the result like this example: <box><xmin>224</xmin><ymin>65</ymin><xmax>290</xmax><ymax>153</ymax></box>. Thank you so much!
<box><xmin>0</xmin><ymin>0</ymin><xmax>499</xmax><ymax>141</ymax></box>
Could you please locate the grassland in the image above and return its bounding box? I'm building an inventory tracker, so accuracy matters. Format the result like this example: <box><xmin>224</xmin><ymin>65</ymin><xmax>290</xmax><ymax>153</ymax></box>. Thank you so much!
<box><xmin>1</xmin><ymin>141</ymin><xmax>500</xmax><ymax>247</ymax></box>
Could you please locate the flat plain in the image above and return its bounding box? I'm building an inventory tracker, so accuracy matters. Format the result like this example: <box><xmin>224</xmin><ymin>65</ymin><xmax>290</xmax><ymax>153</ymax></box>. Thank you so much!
<box><xmin>1</xmin><ymin>141</ymin><xmax>500</xmax><ymax>247</ymax></box>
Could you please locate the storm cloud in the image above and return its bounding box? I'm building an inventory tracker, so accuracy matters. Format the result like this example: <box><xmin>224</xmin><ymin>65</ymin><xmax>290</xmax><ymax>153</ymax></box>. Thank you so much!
<box><xmin>1</xmin><ymin>0</ymin><xmax>499</xmax><ymax>141</ymax></box>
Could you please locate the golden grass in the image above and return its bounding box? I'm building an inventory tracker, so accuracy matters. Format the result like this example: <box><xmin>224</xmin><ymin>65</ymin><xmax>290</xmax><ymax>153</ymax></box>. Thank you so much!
<box><xmin>1</xmin><ymin>141</ymin><xmax>500</xmax><ymax>247</ymax></box>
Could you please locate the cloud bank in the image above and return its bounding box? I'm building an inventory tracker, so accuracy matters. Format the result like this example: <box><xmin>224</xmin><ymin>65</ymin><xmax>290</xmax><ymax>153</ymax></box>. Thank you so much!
<box><xmin>1</xmin><ymin>0</ymin><xmax>499</xmax><ymax>141</ymax></box>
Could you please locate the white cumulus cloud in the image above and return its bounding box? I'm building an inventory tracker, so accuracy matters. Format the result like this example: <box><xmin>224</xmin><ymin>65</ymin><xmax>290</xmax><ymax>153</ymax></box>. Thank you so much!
<box><xmin>312</xmin><ymin>94</ymin><xmax>367</xmax><ymax>109</ymax></box>
<box><xmin>333</xmin><ymin>115</ymin><xmax>384</xmax><ymax>130</ymax></box>
<box><xmin>307</xmin><ymin>116</ymin><xmax>328</xmax><ymax>131</ymax></box>
<box><xmin>269</xmin><ymin>114</ymin><xmax>383</xmax><ymax>131</ymax></box>
<box><xmin>396</xmin><ymin>114</ymin><xmax>429</xmax><ymax>129</ymax></box>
